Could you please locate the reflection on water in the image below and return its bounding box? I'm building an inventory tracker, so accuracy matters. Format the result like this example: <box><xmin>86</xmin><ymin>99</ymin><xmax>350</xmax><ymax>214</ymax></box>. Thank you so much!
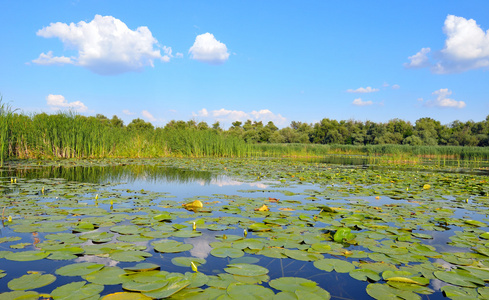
<box><xmin>185</xmin><ymin>231</ymin><xmax>216</xmax><ymax>259</ymax></box>
<box><xmin>2</xmin><ymin>164</ymin><xmax>216</xmax><ymax>185</ymax></box>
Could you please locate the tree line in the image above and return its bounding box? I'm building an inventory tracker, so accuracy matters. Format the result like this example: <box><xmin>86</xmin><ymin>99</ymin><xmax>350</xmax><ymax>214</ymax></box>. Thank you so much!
<box><xmin>120</xmin><ymin>115</ymin><xmax>489</xmax><ymax>147</ymax></box>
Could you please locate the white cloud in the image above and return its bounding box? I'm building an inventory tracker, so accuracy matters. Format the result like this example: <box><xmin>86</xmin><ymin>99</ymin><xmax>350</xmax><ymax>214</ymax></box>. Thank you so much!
<box><xmin>197</xmin><ymin>108</ymin><xmax>209</xmax><ymax>117</ymax></box>
<box><xmin>352</xmin><ymin>98</ymin><xmax>373</xmax><ymax>106</ymax></box>
<box><xmin>404</xmin><ymin>47</ymin><xmax>431</xmax><ymax>68</ymax></box>
<box><xmin>346</xmin><ymin>87</ymin><xmax>379</xmax><ymax>93</ymax></box>
<box><xmin>175</xmin><ymin>52</ymin><xmax>184</xmax><ymax>58</ymax></box>
<box><xmin>434</xmin><ymin>15</ymin><xmax>489</xmax><ymax>73</ymax></box>
<box><xmin>193</xmin><ymin>108</ymin><xmax>287</xmax><ymax>127</ymax></box>
<box><xmin>392</xmin><ymin>84</ymin><xmax>400</xmax><ymax>89</ymax></box>
<box><xmin>32</xmin><ymin>51</ymin><xmax>74</xmax><ymax>65</ymax></box>
<box><xmin>122</xmin><ymin>109</ymin><xmax>136</xmax><ymax>115</ymax></box>
<box><xmin>142</xmin><ymin>110</ymin><xmax>156</xmax><ymax>122</ymax></box>
<box><xmin>34</xmin><ymin>15</ymin><xmax>169</xmax><ymax>75</ymax></box>
<box><xmin>429</xmin><ymin>89</ymin><xmax>466</xmax><ymax>108</ymax></box>
<box><xmin>46</xmin><ymin>94</ymin><xmax>88</xmax><ymax>112</ymax></box>
<box><xmin>405</xmin><ymin>15</ymin><xmax>489</xmax><ymax>73</ymax></box>
<box><xmin>189</xmin><ymin>33</ymin><xmax>229</xmax><ymax>65</ymax></box>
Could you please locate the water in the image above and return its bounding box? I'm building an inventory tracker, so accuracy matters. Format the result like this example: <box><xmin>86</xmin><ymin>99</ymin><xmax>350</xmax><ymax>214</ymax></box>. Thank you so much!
<box><xmin>0</xmin><ymin>160</ymin><xmax>487</xmax><ymax>299</ymax></box>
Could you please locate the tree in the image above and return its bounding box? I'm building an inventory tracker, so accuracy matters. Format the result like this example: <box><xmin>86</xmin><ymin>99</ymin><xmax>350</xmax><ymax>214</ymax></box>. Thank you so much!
<box><xmin>127</xmin><ymin>118</ymin><xmax>154</xmax><ymax>131</ymax></box>
<box><xmin>110</xmin><ymin>115</ymin><xmax>124</xmax><ymax>127</ymax></box>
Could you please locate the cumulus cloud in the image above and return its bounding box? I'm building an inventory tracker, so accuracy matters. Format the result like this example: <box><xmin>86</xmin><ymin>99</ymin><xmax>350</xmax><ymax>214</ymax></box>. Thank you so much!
<box><xmin>405</xmin><ymin>15</ymin><xmax>489</xmax><ymax>73</ymax></box>
<box><xmin>404</xmin><ymin>47</ymin><xmax>431</xmax><ymax>69</ymax></box>
<box><xmin>352</xmin><ymin>98</ymin><xmax>373</xmax><ymax>106</ymax></box>
<box><xmin>142</xmin><ymin>110</ymin><xmax>156</xmax><ymax>122</ymax></box>
<box><xmin>193</xmin><ymin>108</ymin><xmax>286</xmax><ymax>127</ymax></box>
<box><xmin>32</xmin><ymin>51</ymin><xmax>74</xmax><ymax>65</ymax></box>
<box><xmin>46</xmin><ymin>94</ymin><xmax>88</xmax><ymax>112</ymax></box>
<box><xmin>391</xmin><ymin>84</ymin><xmax>400</xmax><ymax>89</ymax></box>
<box><xmin>346</xmin><ymin>87</ymin><xmax>379</xmax><ymax>93</ymax></box>
<box><xmin>429</xmin><ymin>89</ymin><xmax>466</xmax><ymax>108</ymax></box>
<box><xmin>122</xmin><ymin>109</ymin><xmax>136</xmax><ymax>115</ymax></box>
<box><xmin>189</xmin><ymin>33</ymin><xmax>229</xmax><ymax>65</ymax></box>
<box><xmin>33</xmin><ymin>15</ymin><xmax>170</xmax><ymax>75</ymax></box>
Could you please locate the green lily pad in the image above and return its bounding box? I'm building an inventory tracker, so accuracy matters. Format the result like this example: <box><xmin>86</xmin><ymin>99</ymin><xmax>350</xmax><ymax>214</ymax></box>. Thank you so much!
<box><xmin>269</xmin><ymin>277</ymin><xmax>330</xmax><ymax>299</ymax></box>
<box><xmin>0</xmin><ymin>291</ymin><xmax>39</xmax><ymax>300</ymax></box>
<box><xmin>82</xmin><ymin>267</ymin><xmax>130</xmax><ymax>285</ymax></box>
<box><xmin>50</xmin><ymin>281</ymin><xmax>104</xmax><ymax>300</ymax></box>
<box><xmin>152</xmin><ymin>240</ymin><xmax>193</xmax><ymax>253</ymax></box>
<box><xmin>283</xmin><ymin>249</ymin><xmax>323</xmax><ymax>261</ymax></box>
<box><xmin>142</xmin><ymin>277</ymin><xmax>190</xmax><ymax>298</ymax></box>
<box><xmin>8</xmin><ymin>273</ymin><xmax>56</xmax><ymax>291</ymax></box>
<box><xmin>56</xmin><ymin>262</ymin><xmax>105</xmax><ymax>276</ymax></box>
<box><xmin>314</xmin><ymin>258</ymin><xmax>355</xmax><ymax>273</ymax></box>
<box><xmin>4</xmin><ymin>251</ymin><xmax>50</xmax><ymax>261</ymax></box>
<box><xmin>434</xmin><ymin>270</ymin><xmax>485</xmax><ymax>287</ymax></box>
<box><xmin>122</xmin><ymin>280</ymin><xmax>169</xmax><ymax>292</ymax></box>
<box><xmin>333</xmin><ymin>227</ymin><xmax>356</xmax><ymax>243</ymax></box>
<box><xmin>366</xmin><ymin>283</ymin><xmax>421</xmax><ymax>300</ymax></box>
<box><xmin>226</xmin><ymin>282</ymin><xmax>275</xmax><ymax>299</ymax></box>
<box><xmin>211</xmin><ymin>247</ymin><xmax>244</xmax><ymax>258</ymax></box>
<box><xmin>124</xmin><ymin>263</ymin><xmax>160</xmax><ymax>272</ymax></box>
<box><xmin>441</xmin><ymin>285</ymin><xmax>478</xmax><ymax>299</ymax></box>
<box><xmin>349</xmin><ymin>268</ymin><xmax>381</xmax><ymax>282</ymax></box>
<box><xmin>110</xmin><ymin>250</ymin><xmax>152</xmax><ymax>262</ymax></box>
<box><xmin>224</xmin><ymin>263</ymin><xmax>269</xmax><ymax>277</ymax></box>
<box><xmin>171</xmin><ymin>257</ymin><xmax>206</xmax><ymax>268</ymax></box>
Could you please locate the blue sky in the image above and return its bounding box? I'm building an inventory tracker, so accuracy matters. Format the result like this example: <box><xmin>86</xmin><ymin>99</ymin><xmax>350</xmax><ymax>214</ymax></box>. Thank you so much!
<box><xmin>1</xmin><ymin>1</ymin><xmax>488</xmax><ymax>128</ymax></box>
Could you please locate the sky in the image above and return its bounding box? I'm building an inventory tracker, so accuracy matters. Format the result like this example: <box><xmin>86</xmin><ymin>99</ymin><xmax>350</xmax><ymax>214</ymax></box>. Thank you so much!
<box><xmin>1</xmin><ymin>1</ymin><xmax>488</xmax><ymax>129</ymax></box>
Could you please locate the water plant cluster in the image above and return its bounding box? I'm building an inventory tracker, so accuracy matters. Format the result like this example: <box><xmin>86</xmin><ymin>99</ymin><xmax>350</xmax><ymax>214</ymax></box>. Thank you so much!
<box><xmin>0</xmin><ymin>158</ymin><xmax>488</xmax><ymax>299</ymax></box>
<box><xmin>1</xmin><ymin>101</ymin><xmax>489</xmax><ymax>164</ymax></box>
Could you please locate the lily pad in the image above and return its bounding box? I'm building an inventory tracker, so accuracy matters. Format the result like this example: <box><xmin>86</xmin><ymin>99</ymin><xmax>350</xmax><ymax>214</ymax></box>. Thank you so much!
<box><xmin>50</xmin><ymin>281</ymin><xmax>104</xmax><ymax>300</ymax></box>
<box><xmin>224</xmin><ymin>263</ymin><xmax>269</xmax><ymax>277</ymax></box>
<box><xmin>8</xmin><ymin>273</ymin><xmax>56</xmax><ymax>291</ymax></box>
<box><xmin>269</xmin><ymin>277</ymin><xmax>330</xmax><ymax>299</ymax></box>
<box><xmin>152</xmin><ymin>240</ymin><xmax>193</xmax><ymax>253</ymax></box>
<box><xmin>211</xmin><ymin>247</ymin><xmax>244</xmax><ymax>258</ymax></box>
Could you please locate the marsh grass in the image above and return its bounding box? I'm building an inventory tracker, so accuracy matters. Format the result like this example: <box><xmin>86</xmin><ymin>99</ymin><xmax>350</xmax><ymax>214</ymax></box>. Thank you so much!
<box><xmin>0</xmin><ymin>98</ymin><xmax>16</xmax><ymax>166</ymax></box>
<box><xmin>251</xmin><ymin>143</ymin><xmax>489</xmax><ymax>161</ymax></box>
<box><xmin>3</xmin><ymin>111</ymin><xmax>252</xmax><ymax>160</ymax></box>
<box><xmin>2</xmin><ymin>107</ymin><xmax>488</xmax><ymax>162</ymax></box>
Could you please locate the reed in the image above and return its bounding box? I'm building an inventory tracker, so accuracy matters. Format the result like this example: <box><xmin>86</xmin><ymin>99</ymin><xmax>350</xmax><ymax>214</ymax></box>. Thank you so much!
<box><xmin>0</xmin><ymin>98</ymin><xmax>16</xmax><ymax>166</ymax></box>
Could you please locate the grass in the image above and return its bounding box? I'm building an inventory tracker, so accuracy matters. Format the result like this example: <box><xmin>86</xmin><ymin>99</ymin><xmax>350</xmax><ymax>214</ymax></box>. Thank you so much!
<box><xmin>251</xmin><ymin>143</ymin><xmax>489</xmax><ymax>161</ymax></box>
<box><xmin>2</xmin><ymin>111</ymin><xmax>252</xmax><ymax>160</ymax></box>
<box><xmin>1</xmin><ymin>107</ymin><xmax>488</xmax><ymax>162</ymax></box>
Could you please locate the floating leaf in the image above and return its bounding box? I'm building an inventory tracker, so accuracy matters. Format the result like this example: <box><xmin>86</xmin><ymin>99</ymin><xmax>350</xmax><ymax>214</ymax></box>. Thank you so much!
<box><xmin>124</xmin><ymin>263</ymin><xmax>160</xmax><ymax>272</ymax></box>
<box><xmin>314</xmin><ymin>258</ymin><xmax>355</xmax><ymax>273</ymax></box>
<box><xmin>284</xmin><ymin>249</ymin><xmax>323</xmax><ymax>261</ymax></box>
<box><xmin>210</xmin><ymin>247</ymin><xmax>244</xmax><ymax>258</ymax></box>
<box><xmin>101</xmin><ymin>292</ymin><xmax>152</xmax><ymax>300</ymax></box>
<box><xmin>255</xmin><ymin>204</ymin><xmax>269</xmax><ymax>212</ymax></box>
<box><xmin>142</xmin><ymin>277</ymin><xmax>190</xmax><ymax>298</ymax></box>
<box><xmin>226</xmin><ymin>283</ymin><xmax>275</xmax><ymax>299</ymax></box>
<box><xmin>333</xmin><ymin>228</ymin><xmax>355</xmax><ymax>243</ymax></box>
<box><xmin>50</xmin><ymin>281</ymin><xmax>103</xmax><ymax>300</ymax></box>
<box><xmin>56</xmin><ymin>262</ymin><xmax>105</xmax><ymax>276</ymax></box>
<box><xmin>434</xmin><ymin>270</ymin><xmax>484</xmax><ymax>287</ymax></box>
<box><xmin>366</xmin><ymin>283</ymin><xmax>420</xmax><ymax>300</ymax></box>
<box><xmin>171</xmin><ymin>257</ymin><xmax>206</xmax><ymax>268</ymax></box>
<box><xmin>83</xmin><ymin>267</ymin><xmax>129</xmax><ymax>285</ymax></box>
<box><xmin>269</xmin><ymin>277</ymin><xmax>330</xmax><ymax>299</ymax></box>
<box><xmin>349</xmin><ymin>269</ymin><xmax>381</xmax><ymax>282</ymax></box>
<box><xmin>224</xmin><ymin>263</ymin><xmax>269</xmax><ymax>277</ymax></box>
<box><xmin>4</xmin><ymin>251</ymin><xmax>49</xmax><ymax>261</ymax></box>
<box><xmin>122</xmin><ymin>280</ymin><xmax>168</xmax><ymax>292</ymax></box>
<box><xmin>152</xmin><ymin>240</ymin><xmax>193</xmax><ymax>253</ymax></box>
<box><xmin>0</xmin><ymin>291</ymin><xmax>39</xmax><ymax>299</ymax></box>
<box><xmin>8</xmin><ymin>273</ymin><xmax>56</xmax><ymax>291</ymax></box>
